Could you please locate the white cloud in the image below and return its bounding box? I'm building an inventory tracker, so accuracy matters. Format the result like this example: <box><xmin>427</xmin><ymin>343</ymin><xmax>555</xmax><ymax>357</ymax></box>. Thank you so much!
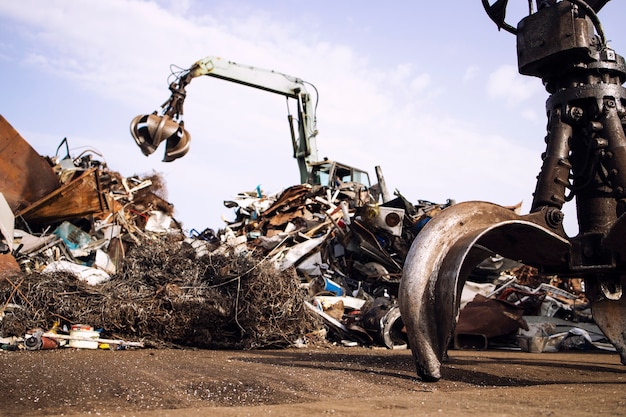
<box><xmin>409</xmin><ymin>73</ymin><xmax>431</xmax><ymax>93</ymax></box>
<box><xmin>463</xmin><ymin>65</ymin><xmax>480</xmax><ymax>81</ymax></box>
<box><xmin>521</xmin><ymin>108</ymin><xmax>543</xmax><ymax>122</ymax></box>
<box><xmin>486</xmin><ymin>64</ymin><xmax>542</xmax><ymax>107</ymax></box>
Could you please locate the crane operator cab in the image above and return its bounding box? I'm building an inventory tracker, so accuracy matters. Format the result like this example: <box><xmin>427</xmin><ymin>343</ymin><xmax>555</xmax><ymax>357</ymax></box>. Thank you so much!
<box><xmin>307</xmin><ymin>159</ymin><xmax>372</xmax><ymax>207</ymax></box>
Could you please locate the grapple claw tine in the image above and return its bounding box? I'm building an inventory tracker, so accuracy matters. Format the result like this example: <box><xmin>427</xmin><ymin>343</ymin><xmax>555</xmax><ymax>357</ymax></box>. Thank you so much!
<box><xmin>399</xmin><ymin>201</ymin><xmax>571</xmax><ymax>381</ymax></box>
<box><xmin>586</xmin><ymin>275</ymin><xmax>626</xmax><ymax>365</ymax></box>
<box><xmin>399</xmin><ymin>202</ymin><xmax>516</xmax><ymax>381</ymax></box>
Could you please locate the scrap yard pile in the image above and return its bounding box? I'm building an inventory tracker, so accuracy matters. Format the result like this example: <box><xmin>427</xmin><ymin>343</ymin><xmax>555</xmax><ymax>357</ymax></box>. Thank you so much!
<box><xmin>0</xmin><ymin>115</ymin><xmax>448</xmax><ymax>350</ymax></box>
<box><xmin>2</xmin><ymin>237</ymin><xmax>321</xmax><ymax>349</ymax></box>
<box><xmin>0</xmin><ymin>114</ymin><xmax>610</xmax><ymax>354</ymax></box>
<box><xmin>0</xmin><ymin>116</ymin><xmax>321</xmax><ymax>350</ymax></box>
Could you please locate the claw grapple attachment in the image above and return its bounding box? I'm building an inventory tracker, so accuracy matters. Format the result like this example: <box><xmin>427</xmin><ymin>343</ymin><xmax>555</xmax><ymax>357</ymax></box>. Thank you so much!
<box><xmin>130</xmin><ymin>113</ymin><xmax>190</xmax><ymax>162</ymax></box>
<box><xmin>400</xmin><ymin>0</ymin><xmax>626</xmax><ymax>382</ymax></box>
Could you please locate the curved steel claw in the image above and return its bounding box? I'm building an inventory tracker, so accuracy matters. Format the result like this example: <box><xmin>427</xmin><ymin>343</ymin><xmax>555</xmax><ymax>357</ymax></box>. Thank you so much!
<box><xmin>587</xmin><ymin>274</ymin><xmax>626</xmax><ymax>365</ymax></box>
<box><xmin>130</xmin><ymin>114</ymin><xmax>191</xmax><ymax>162</ymax></box>
<box><xmin>399</xmin><ymin>201</ymin><xmax>571</xmax><ymax>381</ymax></box>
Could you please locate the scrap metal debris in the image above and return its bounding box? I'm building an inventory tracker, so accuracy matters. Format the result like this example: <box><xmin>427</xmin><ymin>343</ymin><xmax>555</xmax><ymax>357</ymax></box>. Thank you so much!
<box><xmin>0</xmin><ymin>114</ymin><xmax>609</xmax><ymax>354</ymax></box>
<box><xmin>1</xmin><ymin>238</ymin><xmax>319</xmax><ymax>350</ymax></box>
<box><xmin>455</xmin><ymin>261</ymin><xmax>611</xmax><ymax>353</ymax></box>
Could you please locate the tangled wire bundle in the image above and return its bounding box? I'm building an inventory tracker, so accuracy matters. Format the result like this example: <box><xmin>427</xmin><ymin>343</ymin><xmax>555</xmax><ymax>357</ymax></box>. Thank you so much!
<box><xmin>0</xmin><ymin>236</ymin><xmax>321</xmax><ymax>349</ymax></box>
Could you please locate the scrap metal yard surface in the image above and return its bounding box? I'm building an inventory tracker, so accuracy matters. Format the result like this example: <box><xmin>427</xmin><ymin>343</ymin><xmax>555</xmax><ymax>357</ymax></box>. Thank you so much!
<box><xmin>1</xmin><ymin>347</ymin><xmax>625</xmax><ymax>416</ymax></box>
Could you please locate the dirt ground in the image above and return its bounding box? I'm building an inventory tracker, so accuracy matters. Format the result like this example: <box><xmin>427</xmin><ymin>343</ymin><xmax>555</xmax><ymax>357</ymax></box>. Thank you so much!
<box><xmin>1</xmin><ymin>346</ymin><xmax>625</xmax><ymax>417</ymax></box>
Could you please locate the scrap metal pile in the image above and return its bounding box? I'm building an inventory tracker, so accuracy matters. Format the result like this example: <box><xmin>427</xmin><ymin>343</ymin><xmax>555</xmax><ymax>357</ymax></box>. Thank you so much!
<box><xmin>205</xmin><ymin>181</ymin><xmax>454</xmax><ymax>348</ymax></box>
<box><xmin>1</xmin><ymin>238</ymin><xmax>319</xmax><ymax>350</ymax></box>
<box><xmin>0</xmin><ymin>114</ymin><xmax>607</xmax><ymax>353</ymax></box>
<box><xmin>0</xmin><ymin>115</ymin><xmax>320</xmax><ymax>350</ymax></box>
<box><xmin>0</xmin><ymin>115</ymin><xmax>451</xmax><ymax>350</ymax></box>
<box><xmin>456</xmin><ymin>261</ymin><xmax>614</xmax><ymax>354</ymax></box>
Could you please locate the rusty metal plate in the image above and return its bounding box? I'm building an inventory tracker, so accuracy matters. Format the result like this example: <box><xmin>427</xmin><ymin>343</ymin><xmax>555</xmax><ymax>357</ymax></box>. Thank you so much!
<box><xmin>16</xmin><ymin>168</ymin><xmax>108</xmax><ymax>225</ymax></box>
<box><xmin>0</xmin><ymin>115</ymin><xmax>60</xmax><ymax>212</ymax></box>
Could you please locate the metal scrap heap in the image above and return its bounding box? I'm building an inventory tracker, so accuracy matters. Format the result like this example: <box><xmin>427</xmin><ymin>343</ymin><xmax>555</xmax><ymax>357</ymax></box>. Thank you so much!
<box><xmin>0</xmin><ymin>115</ymin><xmax>450</xmax><ymax>350</ymax></box>
<box><xmin>201</xmin><ymin>180</ymin><xmax>452</xmax><ymax>348</ymax></box>
<box><xmin>0</xmin><ymin>115</ymin><xmax>607</xmax><ymax>354</ymax></box>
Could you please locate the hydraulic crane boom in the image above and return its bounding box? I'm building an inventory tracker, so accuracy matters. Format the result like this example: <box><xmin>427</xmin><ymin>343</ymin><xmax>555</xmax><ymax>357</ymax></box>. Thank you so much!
<box><xmin>130</xmin><ymin>56</ymin><xmax>319</xmax><ymax>183</ymax></box>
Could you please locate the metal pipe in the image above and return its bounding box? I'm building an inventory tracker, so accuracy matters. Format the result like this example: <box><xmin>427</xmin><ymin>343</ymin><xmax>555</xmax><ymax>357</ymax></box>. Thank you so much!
<box><xmin>375</xmin><ymin>166</ymin><xmax>391</xmax><ymax>203</ymax></box>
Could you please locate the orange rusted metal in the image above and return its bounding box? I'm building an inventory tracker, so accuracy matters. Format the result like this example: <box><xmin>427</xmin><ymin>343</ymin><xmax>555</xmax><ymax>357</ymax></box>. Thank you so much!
<box><xmin>16</xmin><ymin>168</ymin><xmax>109</xmax><ymax>225</ymax></box>
<box><xmin>0</xmin><ymin>115</ymin><xmax>60</xmax><ymax>213</ymax></box>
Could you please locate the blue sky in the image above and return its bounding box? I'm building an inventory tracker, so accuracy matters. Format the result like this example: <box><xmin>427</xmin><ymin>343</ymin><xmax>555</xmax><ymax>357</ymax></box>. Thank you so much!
<box><xmin>1</xmin><ymin>1</ymin><xmax>624</xmax><ymax>235</ymax></box>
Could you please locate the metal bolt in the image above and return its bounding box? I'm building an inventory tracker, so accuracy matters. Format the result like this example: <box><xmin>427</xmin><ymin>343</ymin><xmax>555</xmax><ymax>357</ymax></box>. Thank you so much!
<box><xmin>569</xmin><ymin>107</ymin><xmax>583</xmax><ymax>121</ymax></box>
<box><xmin>545</xmin><ymin>208</ymin><xmax>564</xmax><ymax>228</ymax></box>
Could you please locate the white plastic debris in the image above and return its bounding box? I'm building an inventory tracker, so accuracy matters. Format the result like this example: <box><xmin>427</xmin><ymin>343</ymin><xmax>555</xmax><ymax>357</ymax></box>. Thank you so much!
<box><xmin>94</xmin><ymin>249</ymin><xmax>116</xmax><ymax>275</ymax></box>
<box><xmin>145</xmin><ymin>211</ymin><xmax>173</xmax><ymax>233</ymax></box>
<box><xmin>296</xmin><ymin>251</ymin><xmax>323</xmax><ymax>276</ymax></box>
<box><xmin>0</xmin><ymin>192</ymin><xmax>14</xmax><ymax>251</ymax></box>
<box><xmin>276</xmin><ymin>234</ymin><xmax>327</xmax><ymax>271</ymax></box>
<box><xmin>43</xmin><ymin>260</ymin><xmax>110</xmax><ymax>285</ymax></box>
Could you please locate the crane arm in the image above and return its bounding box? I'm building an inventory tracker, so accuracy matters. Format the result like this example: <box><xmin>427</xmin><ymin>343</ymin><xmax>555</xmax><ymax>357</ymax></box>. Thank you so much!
<box><xmin>130</xmin><ymin>56</ymin><xmax>319</xmax><ymax>182</ymax></box>
<box><xmin>188</xmin><ymin>56</ymin><xmax>304</xmax><ymax>98</ymax></box>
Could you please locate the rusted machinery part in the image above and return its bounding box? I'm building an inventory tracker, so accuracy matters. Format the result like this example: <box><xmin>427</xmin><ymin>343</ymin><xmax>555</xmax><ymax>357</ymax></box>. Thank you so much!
<box><xmin>481</xmin><ymin>0</ymin><xmax>609</xmax><ymax>39</ymax></box>
<box><xmin>398</xmin><ymin>201</ymin><xmax>571</xmax><ymax>382</ymax></box>
<box><xmin>604</xmin><ymin>214</ymin><xmax>626</xmax><ymax>259</ymax></box>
